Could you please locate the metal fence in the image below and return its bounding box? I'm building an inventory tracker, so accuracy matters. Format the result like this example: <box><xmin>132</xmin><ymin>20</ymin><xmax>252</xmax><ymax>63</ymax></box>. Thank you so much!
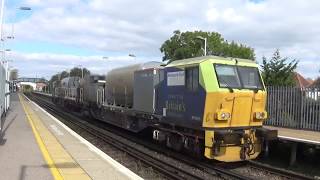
<box><xmin>264</xmin><ymin>86</ymin><xmax>320</xmax><ymax>131</ymax></box>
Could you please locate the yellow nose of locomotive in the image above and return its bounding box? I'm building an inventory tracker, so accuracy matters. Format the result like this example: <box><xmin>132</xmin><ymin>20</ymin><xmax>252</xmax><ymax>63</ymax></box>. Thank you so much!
<box><xmin>202</xmin><ymin>90</ymin><xmax>270</xmax><ymax>162</ymax></box>
<box><xmin>189</xmin><ymin>56</ymin><xmax>277</xmax><ymax>162</ymax></box>
<box><xmin>203</xmin><ymin>91</ymin><xmax>267</xmax><ymax>128</ymax></box>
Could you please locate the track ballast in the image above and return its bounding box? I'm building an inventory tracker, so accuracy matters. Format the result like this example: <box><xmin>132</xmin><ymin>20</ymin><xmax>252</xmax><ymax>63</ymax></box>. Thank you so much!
<box><xmin>30</xmin><ymin>92</ymin><xmax>314</xmax><ymax>180</ymax></box>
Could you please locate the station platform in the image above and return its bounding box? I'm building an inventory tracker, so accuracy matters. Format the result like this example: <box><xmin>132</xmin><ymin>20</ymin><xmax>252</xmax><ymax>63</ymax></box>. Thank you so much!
<box><xmin>265</xmin><ymin>125</ymin><xmax>320</xmax><ymax>145</ymax></box>
<box><xmin>0</xmin><ymin>93</ymin><xmax>142</xmax><ymax>180</ymax></box>
<box><xmin>265</xmin><ymin>125</ymin><xmax>320</xmax><ymax>165</ymax></box>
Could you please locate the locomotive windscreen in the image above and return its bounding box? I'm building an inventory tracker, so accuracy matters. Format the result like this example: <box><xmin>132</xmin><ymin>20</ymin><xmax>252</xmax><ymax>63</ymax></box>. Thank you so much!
<box><xmin>214</xmin><ymin>64</ymin><xmax>263</xmax><ymax>90</ymax></box>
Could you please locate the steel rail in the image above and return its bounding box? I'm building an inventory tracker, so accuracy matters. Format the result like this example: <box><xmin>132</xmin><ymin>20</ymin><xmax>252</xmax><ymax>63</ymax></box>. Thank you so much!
<box><xmin>29</xmin><ymin>93</ymin><xmax>255</xmax><ymax>180</ymax></box>
<box><xmin>29</xmin><ymin>94</ymin><xmax>206</xmax><ymax>180</ymax></box>
<box><xmin>248</xmin><ymin>160</ymin><xmax>314</xmax><ymax>180</ymax></box>
<box><xmin>32</xmin><ymin>93</ymin><xmax>314</xmax><ymax>180</ymax></box>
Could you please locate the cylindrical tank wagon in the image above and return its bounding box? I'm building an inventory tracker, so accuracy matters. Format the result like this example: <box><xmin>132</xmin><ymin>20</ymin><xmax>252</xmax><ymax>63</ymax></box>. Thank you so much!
<box><xmin>105</xmin><ymin>62</ymin><xmax>163</xmax><ymax>109</ymax></box>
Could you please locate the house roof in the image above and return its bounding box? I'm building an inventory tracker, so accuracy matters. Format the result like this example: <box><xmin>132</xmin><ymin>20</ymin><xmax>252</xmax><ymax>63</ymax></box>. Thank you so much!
<box><xmin>306</xmin><ymin>78</ymin><xmax>314</xmax><ymax>84</ymax></box>
<box><xmin>294</xmin><ymin>72</ymin><xmax>313</xmax><ymax>88</ymax></box>
<box><xmin>36</xmin><ymin>82</ymin><xmax>47</xmax><ymax>87</ymax></box>
<box><xmin>308</xmin><ymin>77</ymin><xmax>320</xmax><ymax>87</ymax></box>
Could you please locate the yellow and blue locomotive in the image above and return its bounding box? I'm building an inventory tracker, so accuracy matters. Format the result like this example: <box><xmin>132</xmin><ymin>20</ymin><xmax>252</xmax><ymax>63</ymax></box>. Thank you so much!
<box><xmin>155</xmin><ymin>56</ymin><xmax>277</xmax><ymax>162</ymax></box>
<box><xmin>52</xmin><ymin>56</ymin><xmax>277</xmax><ymax>162</ymax></box>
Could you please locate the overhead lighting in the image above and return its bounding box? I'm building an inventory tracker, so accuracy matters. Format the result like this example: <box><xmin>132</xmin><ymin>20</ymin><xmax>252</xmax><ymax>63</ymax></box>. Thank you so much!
<box><xmin>19</xmin><ymin>7</ymin><xmax>32</xmax><ymax>11</ymax></box>
<box><xmin>129</xmin><ymin>54</ymin><xmax>136</xmax><ymax>58</ymax></box>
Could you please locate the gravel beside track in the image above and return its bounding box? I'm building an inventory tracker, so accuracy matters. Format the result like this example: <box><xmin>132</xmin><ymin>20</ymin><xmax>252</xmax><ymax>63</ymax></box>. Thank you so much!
<box><xmin>28</xmin><ymin>94</ymin><xmax>221</xmax><ymax>180</ymax></box>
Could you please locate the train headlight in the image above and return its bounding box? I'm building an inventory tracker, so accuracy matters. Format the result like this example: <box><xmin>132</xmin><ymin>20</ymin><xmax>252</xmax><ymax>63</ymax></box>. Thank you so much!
<box><xmin>255</xmin><ymin>111</ymin><xmax>267</xmax><ymax>120</ymax></box>
<box><xmin>216</xmin><ymin>111</ymin><xmax>231</xmax><ymax>121</ymax></box>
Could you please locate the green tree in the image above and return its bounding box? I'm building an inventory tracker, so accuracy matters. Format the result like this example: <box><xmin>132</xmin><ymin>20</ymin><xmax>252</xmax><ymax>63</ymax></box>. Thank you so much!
<box><xmin>56</xmin><ymin>71</ymin><xmax>70</xmax><ymax>80</ymax></box>
<box><xmin>261</xmin><ymin>49</ymin><xmax>298</xmax><ymax>86</ymax></box>
<box><xmin>160</xmin><ymin>30</ymin><xmax>255</xmax><ymax>62</ymax></box>
<box><xmin>48</xmin><ymin>67</ymin><xmax>91</xmax><ymax>92</ymax></box>
<box><xmin>49</xmin><ymin>71</ymin><xmax>68</xmax><ymax>83</ymax></box>
<box><xmin>49</xmin><ymin>74</ymin><xmax>59</xmax><ymax>83</ymax></box>
<box><xmin>48</xmin><ymin>70</ymin><xmax>69</xmax><ymax>92</ymax></box>
<box><xmin>49</xmin><ymin>67</ymin><xmax>90</xmax><ymax>83</ymax></box>
<box><xmin>70</xmin><ymin>67</ymin><xmax>90</xmax><ymax>78</ymax></box>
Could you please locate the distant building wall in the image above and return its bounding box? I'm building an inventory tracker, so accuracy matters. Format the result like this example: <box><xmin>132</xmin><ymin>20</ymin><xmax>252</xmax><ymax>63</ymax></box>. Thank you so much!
<box><xmin>18</xmin><ymin>82</ymin><xmax>37</xmax><ymax>90</ymax></box>
<box><xmin>36</xmin><ymin>82</ymin><xmax>47</xmax><ymax>91</ymax></box>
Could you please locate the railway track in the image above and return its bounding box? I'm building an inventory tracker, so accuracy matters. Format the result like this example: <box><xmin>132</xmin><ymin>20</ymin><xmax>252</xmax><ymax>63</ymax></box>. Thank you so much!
<box><xmin>28</xmin><ymin>94</ymin><xmax>215</xmax><ymax>180</ymax></box>
<box><xmin>29</xmin><ymin>93</ymin><xmax>315</xmax><ymax>180</ymax></box>
<box><xmin>247</xmin><ymin>160</ymin><xmax>314</xmax><ymax>180</ymax></box>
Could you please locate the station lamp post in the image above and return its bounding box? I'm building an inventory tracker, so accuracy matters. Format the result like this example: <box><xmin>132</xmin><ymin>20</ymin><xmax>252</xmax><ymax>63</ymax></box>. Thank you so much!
<box><xmin>78</xmin><ymin>65</ymin><xmax>84</xmax><ymax>78</ymax></box>
<box><xmin>19</xmin><ymin>7</ymin><xmax>31</xmax><ymax>11</ymax></box>
<box><xmin>0</xmin><ymin>3</ymin><xmax>30</xmax><ymax>132</ymax></box>
<box><xmin>57</xmin><ymin>72</ymin><xmax>61</xmax><ymax>80</ymax></box>
<box><xmin>0</xmin><ymin>1</ymin><xmax>32</xmax><ymax>108</ymax></box>
<box><xmin>1</xmin><ymin>1</ymin><xmax>32</xmax><ymax>40</ymax></box>
<box><xmin>196</xmin><ymin>36</ymin><xmax>207</xmax><ymax>56</ymax></box>
<box><xmin>129</xmin><ymin>54</ymin><xmax>136</xmax><ymax>60</ymax></box>
<box><xmin>6</xmin><ymin>7</ymin><xmax>32</xmax><ymax>39</ymax></box>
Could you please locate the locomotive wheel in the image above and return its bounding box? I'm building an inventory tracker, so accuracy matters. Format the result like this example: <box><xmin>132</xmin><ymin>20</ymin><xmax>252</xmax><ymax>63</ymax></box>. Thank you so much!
<box><xmin>166</xmin><ymin>133</ymin><xmax>183</xmax><ymax>151</ymax></box>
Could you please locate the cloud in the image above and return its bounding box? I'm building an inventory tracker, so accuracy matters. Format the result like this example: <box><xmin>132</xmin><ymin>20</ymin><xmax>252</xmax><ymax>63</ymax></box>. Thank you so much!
<box><xmin>24</xmin><ymin>0</ymin><xmax>81</xmax><ymax>8</ymax></box>
<box><xmin>4</xmin><ymin>0</ymin><xmax>320</xmax><ymax>78</ymax></box>
<box><xmin>207</xmin><ymin>8</ymin><xmax>245</xmax><ymax>23</ymax></box>
<box><xmin>9</xmin><ymin>51</ymin><xmax>160</xmax><ymax>79</ymax></box>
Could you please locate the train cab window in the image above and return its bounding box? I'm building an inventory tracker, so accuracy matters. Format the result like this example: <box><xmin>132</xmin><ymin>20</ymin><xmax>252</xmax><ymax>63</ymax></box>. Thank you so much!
<box><xmin>238</xmin><ymin>66</ymin><xmax>263</xmax><ymax>89</ymax></box>
<box><xmin>215</xmin><ymin>64</ymin><xmax>263</xmax><ymax>90</ymax></box>
<box><xmin>185</xmin><ymin>67</ymin><xmax>199</xmax><ymax>91</ymax></box>
<box><xmin>215</xmin><ymin>64</ymin><xmax>241</xmax><ymax>88</ymax></box>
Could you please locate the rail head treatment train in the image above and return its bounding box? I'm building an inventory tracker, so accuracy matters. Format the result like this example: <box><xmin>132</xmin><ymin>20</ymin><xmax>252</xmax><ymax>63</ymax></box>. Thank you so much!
<box><xmin>52</xmin><ymin>56</ymin><xmax>277</xmax><ymax>162</ymax></box>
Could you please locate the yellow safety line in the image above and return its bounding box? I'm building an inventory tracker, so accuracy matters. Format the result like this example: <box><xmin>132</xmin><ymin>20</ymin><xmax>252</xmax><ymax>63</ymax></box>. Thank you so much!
<box><xmin>19</xmin><ymin>94</ymin><xmax>64</xmax><ymax>180</ymax></box>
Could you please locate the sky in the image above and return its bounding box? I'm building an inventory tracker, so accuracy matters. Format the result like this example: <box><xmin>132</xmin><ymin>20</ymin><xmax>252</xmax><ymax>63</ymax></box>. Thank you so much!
<box><xmin>3</xmin><ymin>0</ymin><xmax>320</xmax><ymax>79</ymax></box>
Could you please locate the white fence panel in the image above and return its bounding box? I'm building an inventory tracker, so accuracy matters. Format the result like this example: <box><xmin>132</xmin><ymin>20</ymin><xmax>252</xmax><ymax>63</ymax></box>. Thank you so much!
<box><xmin>265</xmin><ymin>86</ymin><xmax>320</xmax><ymax>131</ymax></box>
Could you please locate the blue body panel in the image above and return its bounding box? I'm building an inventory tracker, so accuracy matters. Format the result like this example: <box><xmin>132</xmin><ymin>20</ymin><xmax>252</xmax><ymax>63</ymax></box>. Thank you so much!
<box><xmin>155</xmin><ymin>67</ymin><xmax>206</xmax><ymax>129</ymax></box>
